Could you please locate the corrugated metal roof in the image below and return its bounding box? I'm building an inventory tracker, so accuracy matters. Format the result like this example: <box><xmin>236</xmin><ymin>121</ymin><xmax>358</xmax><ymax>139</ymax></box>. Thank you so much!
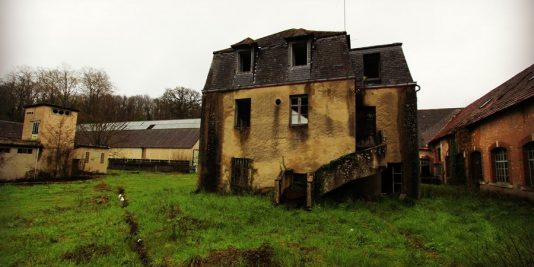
<box><xmin>79</xmin><ymin>119</ymin><xmax>200</xmax><ymax>131</ymax></box>
<box><xmin>431</xmin><ymin>64</ymin><xmax>534</xmax><ymax>143</ymax></box>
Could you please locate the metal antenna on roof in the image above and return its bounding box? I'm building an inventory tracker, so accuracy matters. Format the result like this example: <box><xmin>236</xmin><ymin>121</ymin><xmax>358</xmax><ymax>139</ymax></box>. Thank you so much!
<box><xmin>343</xmin><ymin>0</ymin><xmax>347</xmax><ymax>32</ymax></box>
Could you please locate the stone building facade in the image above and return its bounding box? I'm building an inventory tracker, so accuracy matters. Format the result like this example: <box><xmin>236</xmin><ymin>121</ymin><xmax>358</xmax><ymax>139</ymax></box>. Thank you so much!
<box><xmin>197</xmin><ymin>29</ymin><xmax>419</xmax><ymax>206</ymax></box>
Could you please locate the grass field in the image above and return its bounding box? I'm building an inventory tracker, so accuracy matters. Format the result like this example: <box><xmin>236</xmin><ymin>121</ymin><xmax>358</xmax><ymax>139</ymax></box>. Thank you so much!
<box><xmin>0</xmin><ymin>171</ymin><xmax>533</xmax><ymax>266</ymax></box>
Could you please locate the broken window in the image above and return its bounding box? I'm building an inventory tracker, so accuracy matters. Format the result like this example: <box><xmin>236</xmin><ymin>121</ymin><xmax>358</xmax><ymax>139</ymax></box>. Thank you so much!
<box><xmin>290</xmin><ymin>95</ymin><xmax>308</xmax><ymax>126</ymax></box>
<box><xmin>492</xmin><ymin>148</ymin><xmax>509</xmax><ymax>183</ymax></box>
<box><xmin>356</xmin><ymin>106</ymin><xmax>376</xmax><ymax>148</ymax></box>
<box><xmin>32</xmin><ymin>121</ymin><xmax>40</xmax><ymax>134</ymax></box>
<box><xmin>291</xmin><ymin>40</ymin><xmax>309</xmax><ymax>66</ymax></box>
<box><xmin>235</xmin><ymin>98</ymin><xmax>251</xmax><ymax>129</ymax></box>
<box><xmin>231</xmin><ymin>157</ymin><xmax>252</xmax><ymax>191</ymax></box>
<box><xmin>381</xmin><ymin>163</ymin><xmax>402</xmax><ymax>193</ymax></box>
<box><xmin>146</xmin><ymin>124</ymin><xmax>155</xmax><ymax>129</ymax></box>
<box><xmin>85</xmin><ymin>152</ymin><xmax>90</xmax><ymax>163</ymax></box>
<box><xmin>525</xmin><ymin>142</ymin><xmax>534</xmax><ymax>187</ymax></box>
<box><xmin>363</xmin><ymin>53</ymin><xmax>380</xmax><ymax>80</ymax></box>
<box><xmin>238</xmin><ymin>50</ymin><xmax>252</xmax><ymax>72</ymax></box>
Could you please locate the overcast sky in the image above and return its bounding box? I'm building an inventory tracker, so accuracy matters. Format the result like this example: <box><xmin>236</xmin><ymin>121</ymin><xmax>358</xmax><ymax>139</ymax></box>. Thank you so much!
<box><xmin>1</xmin><ymin>0</ymin><xmax>533</xmax><ymax>109</ymax></box>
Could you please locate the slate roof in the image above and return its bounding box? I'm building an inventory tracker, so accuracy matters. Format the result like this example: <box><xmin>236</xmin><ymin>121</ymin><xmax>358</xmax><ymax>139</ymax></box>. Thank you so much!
<box><xmin>417</xmin><ymin>108</ymin><xmax>462</xmax><ymax>148</ymax></box>
<box><xmin>349</xmin><ymin>43</ymin><xmax>414</xmax><ymax>86</ymax></box>
<box><xmin>204</xmin><ymin>28</ymin><xmax>355</xmax><ymax>91</ymax></box>
<box><xmin>24</xmin><ymin>103</ymin><xmax>79</xmax><ymax>112</ymax></box>
<box><xmin>431</xmin><ymin>64</ymin><xmax>534</xmax><ymax>143</ymax></box>
<box><xmin>76</xmin><ymin>128</ymin><xmax>199</xmax><ymax>149</ymax></box>
<box><xmin>0</xmin><ymin>120</ymin><xmax>23</xmax><ymax>139</ymax></box>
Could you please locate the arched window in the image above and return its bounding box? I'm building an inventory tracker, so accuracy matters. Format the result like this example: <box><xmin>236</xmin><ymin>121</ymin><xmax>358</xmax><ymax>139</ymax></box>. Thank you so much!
<box><xmin>492</xmin><ymin>148</ymin><xmax>509</xmax><ymax>183</ymax></box>
<box><xmin>524</xmin><ymin>142</ymin><xmax>534</xmax><ymax>187</ymax></box>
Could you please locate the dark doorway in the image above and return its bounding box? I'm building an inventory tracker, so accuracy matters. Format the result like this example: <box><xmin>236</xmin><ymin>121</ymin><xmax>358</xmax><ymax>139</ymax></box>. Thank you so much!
<box><xmin>356</xmin><ymin>106</ymin><xmax>377</xmax><ymax>149</ymax></box>
<box><xmin>470</xmin><ymin>151</ymin><xmax>483</xmax><ymax>188</ymax></box>
<box><xmin>230</xmin><ymin>157</ymin><xmax>252</xmax><ymax>192</ymax></box>
<box><xmin>420</xmin><ymin>158</ymin><xmax>431</xmax><ymax>177</ymax></box>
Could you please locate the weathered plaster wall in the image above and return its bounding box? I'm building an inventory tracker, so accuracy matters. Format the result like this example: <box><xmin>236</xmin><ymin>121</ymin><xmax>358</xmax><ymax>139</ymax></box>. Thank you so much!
<box><xmin>219</xmin><ymin>79</ymin><xmax>356</xmax><ymax>190</ymax></box>
<box><xmin>72</xmin><ymin>148</ymin><xmax>109</xmax><ymax>174</ymax></box>
<box><xmin>362</xmin><ymin>87</ymin><xmax>402</xmax><ymax>163</ymax></box>
<box><xmin>109</xmin><ymin>147</ymin><xmax>196</xmax><ymax>161</ymax></box>
<box><xmin>22</xmin><ymin>106</ymin><xmax>77</xmax><ymax>148</ymax></box>
<box><xmin>0</xmin><ymin>148</ymin><xmax>37</xmax><ymax>180</ymax></box>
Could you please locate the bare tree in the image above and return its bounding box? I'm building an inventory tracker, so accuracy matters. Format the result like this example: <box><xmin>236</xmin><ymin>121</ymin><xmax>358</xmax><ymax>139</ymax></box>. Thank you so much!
<box><xmin>41</xmin><ymin>117</ymin><xmax>76</xmax><ymax>178</ymax></box>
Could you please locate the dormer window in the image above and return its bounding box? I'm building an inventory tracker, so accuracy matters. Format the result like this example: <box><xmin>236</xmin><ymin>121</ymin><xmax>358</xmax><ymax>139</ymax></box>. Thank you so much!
<box><xmin>290</xmin><ymin>40</ymin><xmax>310</xmax><ymax>67</ymax></box>
<box><xmin>363</xmin><ymin>53</ymin><xmax>380</xmax><ymax>80</ymax></box>
<box><xmin>238</xmin><ymin>49</ymin><xmax>253</xmax><ymax>73</ymax></box>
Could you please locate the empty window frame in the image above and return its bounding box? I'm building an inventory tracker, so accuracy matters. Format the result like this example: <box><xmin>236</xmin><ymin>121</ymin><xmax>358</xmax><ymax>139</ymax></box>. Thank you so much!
<box><xmin>492</xmin><ymin>148</ymin><xmax>509</xmax><ymax>183</ymax></box>
<box><xmin>100</xmin><ymin>153</ymin><xmax>105</xmax><ymax>164</ymax></box>
<box><xmin>32</xmin><ymin>121</ymin><xmax>40</xmax><ymax>134</ymax></box>
<box><xmin>0</xmin><ymin>147</ymin><xmax>10</xmax><ymax>153</ymax></box>
<box><xmin>420</xmin><ymin>158</ymin><xmax>431</xmax><ymax>177</ymax></box>
<box><xmin>238</xmin><ymin>49</ymin><xmax>253</xmax><ymax>72</ymax></box>
<box><xmin>290</xmin><ymin>95</ymin><xmax>308</xmax><ymax>126</ymax></box>
<box><xmin>85</xmin><ymin>152</ymin><xmax>90</xmax><ymax>163</ymax></box>
<box><xmin>525</xmin><ymin>142</ymin><xmax>534</xmax><ymax>187</ymax></box>
<box><xmin>17</xmin><ymin>148</ymin><xmax>32</xmax><ymax>154</ymax></box>
<box><xmin>235</xmin><ymin>98</ymin><xmax>251</xmax><ymax>129</ymax></box>
<box><xmin>363</xmin><ymin>53</ymin><xmax>380</xmax><ymax>79</ymax></box>
<box><xmin>356</xmin><ymin>106</ymin><xmax>377</xmax><ymax>148</ymax></box>
<box><xmin>290</xmin><ymin>40</ymin><xmax>310</xmax><ymax>66</ymax></box>
<box><xmin>231</xmin><ymin>157</ymin><xmax>252</xmax><ymax>191</ymax></box>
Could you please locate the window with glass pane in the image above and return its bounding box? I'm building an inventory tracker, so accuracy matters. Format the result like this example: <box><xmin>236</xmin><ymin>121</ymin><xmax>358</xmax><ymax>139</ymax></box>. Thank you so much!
<box><xmin>493</xmin><ymin>148</ymin><xmax>509</xmax><ymax>183</ymax></box>
<box><xmin>526</xmin><ymin>143</ymin><xmax>534</xmax><ymax>187</ymax></box>
<box><xmin>290</xmin><ymin>95</ymin><xmax>308</xmax><ymax>125</ymax></box>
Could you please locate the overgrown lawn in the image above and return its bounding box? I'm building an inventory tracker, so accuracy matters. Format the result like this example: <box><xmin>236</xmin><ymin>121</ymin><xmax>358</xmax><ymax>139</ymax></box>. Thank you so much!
<box><xmin>0</xmin><ymin>172</ymin><xmax>532</xmax><ymax>266</ymax></box>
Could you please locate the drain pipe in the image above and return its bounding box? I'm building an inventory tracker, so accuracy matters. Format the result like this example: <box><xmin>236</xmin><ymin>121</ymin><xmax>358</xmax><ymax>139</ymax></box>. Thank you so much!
<box><xmin>34</xmin><ymin>147</ymin><xmax>40</xmax><ymax>178</ymax></box>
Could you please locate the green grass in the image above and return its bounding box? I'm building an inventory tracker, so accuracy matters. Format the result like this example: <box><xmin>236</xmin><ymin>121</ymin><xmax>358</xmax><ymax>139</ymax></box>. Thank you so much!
<box><xmin>1</xmin><ymin>172</ymin><xmax>533</xmax><ymax>266</ymax></box>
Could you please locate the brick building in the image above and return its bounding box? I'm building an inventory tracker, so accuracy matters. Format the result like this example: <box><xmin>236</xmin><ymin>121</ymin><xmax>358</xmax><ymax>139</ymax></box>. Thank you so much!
<box><xmin>417</xmin><ymin>108</ymin><xmax>461</xmax><ymax>182</ymax></box>
<box><xmin>429</xmin><ymin>64</ymin><xmax>534</xmax><ymax>200</ymax></box>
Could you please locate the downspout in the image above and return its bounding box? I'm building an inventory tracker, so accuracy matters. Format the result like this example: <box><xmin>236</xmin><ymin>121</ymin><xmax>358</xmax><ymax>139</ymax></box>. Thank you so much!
<box><xmin>34</xmin><ymin>147</ymin><xmax>40</xmax><ymax>178</ymax></box>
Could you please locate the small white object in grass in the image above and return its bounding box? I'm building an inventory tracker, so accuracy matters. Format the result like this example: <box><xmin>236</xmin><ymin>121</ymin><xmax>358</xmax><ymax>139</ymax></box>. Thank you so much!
<box><xmin>120</xmin><ymin>196</ymin><xmax>125</xmax><ymax>202</ymax></box>
<box><xmin>137</xmin><ymin>238</ymin><xmax>142</xmax><ymax>243</ymax></box>
<box><xmin>350</xmin><ymin>228</ymin><xmax>354</xmax><ymax>232</ymax></box>
<box><xmin>118</xmin><ymin>194</ymin><xmax>123</xmax><ymax>199</ymax></box>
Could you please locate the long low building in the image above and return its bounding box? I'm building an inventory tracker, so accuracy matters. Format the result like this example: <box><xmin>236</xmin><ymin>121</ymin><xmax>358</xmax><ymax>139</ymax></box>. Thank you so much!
<box><xmin>77</xmin><ymin>119</ymin><xmax>200</xmax><ymax>172</ymax></box>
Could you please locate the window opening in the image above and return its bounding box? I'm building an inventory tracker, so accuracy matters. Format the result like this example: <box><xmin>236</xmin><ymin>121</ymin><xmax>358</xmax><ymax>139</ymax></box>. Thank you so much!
<box><xmin>100</xmin><ymin>153</ymin><xmax>105</xmax><ymax>164</ymax></box>
<box><xmin>291</xmin><ymin>41</ymin><xmax>309</xmax><ymax>66</ymax></box>
<box><xmin>420</xmin><ymin>158</ymin><xmax>431</xmax><ymax>177</ymax></box>
<box><xmin>356</xmin><ymin>106</ymin><xmax>376</xmax><ymax>148</ymax></box>
<box><xmin>363</xmin><ymin>53</ymin><xmax>380</xmax><ymax>79</ymax></box>
<box><xmin>17</xmin><ymin>148</ymin><xmax>32</xmax><ymax>154</ymax></box>
<box><xmin>0</xmin><ymin>147</ymin><xmax>10</xmax><ymax>153</ymax></box>
<box><xmin>235</xmin><ymin>98</ymin><xmax>251</xmax><ymax>129</ymax></box>
<box><xmin>231</xmin><ymin>157</ymin><xmax>252</xmax><ymax>192</ymax></box>
<box><xmin>32</xmin><ymin>121</ymin><xmax>40</xmax><ymax>134</ymax></box>
<box><xmin>238</xmin><ymin>50</ymin><xmax>252</xmax><ymax>72</ymax></box>
<box><xmin>290</xmin><ymin>95</ymin><xmax>308</xmax><ymax>125</ymax></box>
<box><xmin>492</xmin><ymin>148</ymin><xmax>509</xmax><ymax>183</ymax></box>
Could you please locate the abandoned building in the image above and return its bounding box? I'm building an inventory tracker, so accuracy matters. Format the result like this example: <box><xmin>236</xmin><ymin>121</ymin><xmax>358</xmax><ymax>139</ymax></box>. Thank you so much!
<box><xmin>417</xmin><ymin>108</ymin><xmax>461</xmax><ymax>183</ymax></box>
<box><xmin>428</xmin><ymin>64</ymin><xmax>534</xmax><ymax>200</ymax></box>
<box><xmin>198</xmin><ymin>28</ymin><xmax>419</xmax><ymax>206</ymax></box>
<box><xmin>0</xmin><ymin>104</ymin><xmax>109</xmax><ymax>180</ymax></box>
<box><xmin>77</xmin><ymin>119</ymin><xmax>200</xmax><ymax>172</ymax></box>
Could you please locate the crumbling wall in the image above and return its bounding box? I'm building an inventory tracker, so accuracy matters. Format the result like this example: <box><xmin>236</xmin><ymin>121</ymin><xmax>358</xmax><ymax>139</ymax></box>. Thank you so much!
<box><xmin>197</xmin><ymin>92</ymin><xmax>223</xmax><ymax>191</ymax></box>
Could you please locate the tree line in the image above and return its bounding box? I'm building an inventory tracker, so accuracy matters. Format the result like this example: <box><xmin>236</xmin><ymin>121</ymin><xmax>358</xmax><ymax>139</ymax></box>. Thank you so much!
<box><xmin>0</xmin><ymin>66</ymin><xmax>201</xmax><ymax>123</ymax></box>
